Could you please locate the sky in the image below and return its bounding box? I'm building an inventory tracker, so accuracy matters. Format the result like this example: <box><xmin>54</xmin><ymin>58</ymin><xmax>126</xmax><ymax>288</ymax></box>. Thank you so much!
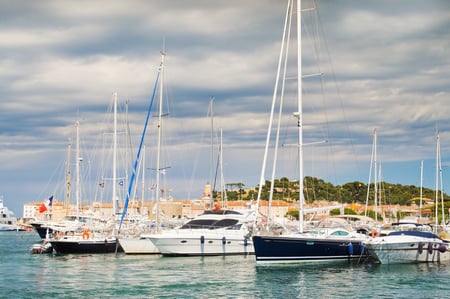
<box><xmin>1</xmin><ymin>0</ymin><xmax>450</xmax><ymax>217</ymax></box>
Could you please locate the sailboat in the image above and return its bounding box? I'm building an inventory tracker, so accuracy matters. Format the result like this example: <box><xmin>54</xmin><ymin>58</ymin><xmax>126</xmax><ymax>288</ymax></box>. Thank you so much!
<box><xmin>117</xmin><ymin>50</ymin><xmax>169</xmax><ymax>254</ymax></box>
<box><xmin>252</xmin><ymin>0</ymin><xmax>370</xmax><ymax>264</ymax></box>
<box><xmin>364</xmin><ymin>133</ymin><xmax>450</xmax><ymax>264</ymax></box>
<box><xmin>49</xmin><ymin>96</ymin><xmax>124</xmax><ymax>254</ymax></box>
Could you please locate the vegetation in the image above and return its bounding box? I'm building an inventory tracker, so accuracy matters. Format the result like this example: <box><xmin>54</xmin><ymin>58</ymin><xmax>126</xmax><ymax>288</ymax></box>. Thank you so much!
<box><xmin>215</xmin><ymin>176</ymin><xmax>450</xmax><ymax>222</ymax></box>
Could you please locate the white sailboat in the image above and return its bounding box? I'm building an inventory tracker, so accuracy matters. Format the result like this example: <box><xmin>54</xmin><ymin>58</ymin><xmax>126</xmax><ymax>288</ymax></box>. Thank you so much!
<box><xmin>364</xmin><ymin>133</ymin><xmax>450</xmax><ymax>264</ymax></box>
<box><xmin>118</xmin><ymin>50</ymin><xmax>169</xmax><ymax>254</ymax></box>
<box><xmin>252</xmin><ymin>0</ymin><xmax>370</xmax><ymax>264</ymax></box>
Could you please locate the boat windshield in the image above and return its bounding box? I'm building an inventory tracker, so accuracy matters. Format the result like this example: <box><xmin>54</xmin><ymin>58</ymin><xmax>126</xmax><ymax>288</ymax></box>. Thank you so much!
<box><xmin>330</xmin><ymin>230</ymin><xmax>350</xmax><ymax>236</ymax></box>
<box><xmin>180</xmin><ymin>219</ymin><xmax>239</xmax><ymax>230</ymax></box>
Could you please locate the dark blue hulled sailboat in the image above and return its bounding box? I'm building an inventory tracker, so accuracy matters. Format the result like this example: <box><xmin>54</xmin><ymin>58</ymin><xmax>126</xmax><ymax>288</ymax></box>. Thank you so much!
<box><xmin>253</xmin><ymin>229</ymin><xmax>369</xmax><ymax>264</ymax></box>
<box><xmin>252</xmin><ymin>0</ymin><xmax>370</xmax><ymax>264</ymax></box>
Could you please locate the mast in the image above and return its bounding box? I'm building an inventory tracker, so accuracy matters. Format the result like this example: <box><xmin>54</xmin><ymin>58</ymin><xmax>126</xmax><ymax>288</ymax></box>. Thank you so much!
<box><xmin>155</xmin><ymin>50</ymin><xmax>165</xmax><ymax>230</ymax></box>
<box><xmin>435</xmin><ymin>133</ymin><xmax>439</xmax><ymax>227</ymax></box>
<box><xmin>435</xmin><ymin>132</ymin><xmax>445</xmax><ymax>228</ymax></box>
<box><xmin>219</xmin><ymin>128</ymin><xmax>228</xmax><ymax>209</ymax></box>
<box><xmin>65</xmin><ymin>139</ymin><xmax>72</xmax><ymax>216</ymax></box>
<box><xmin>296</xmin><ymin>0</ymin><xmax>304</xmax><ymax>233</ymax></box>
<box><xmin>419</xmin><ymin>160</ymin><xmax>423</xmax><ymax>223</ymax></box>
<box><xmin>439</xmin><ymin>151</ymin><xmax>445</xmax><ymax>225</ymax></box>
<box><xmin>75</xmin><ymin>121</ymin><xmax>80</xmax><ymax>219</ymax></box>
<box><xmin>209</xmin><ymin>96</ymin><xmax>215</xmax><ymax>209</ymax></box>
<box><xmin>142</xmin><ymin>145</ymin><xmax>146</xmax><ymax>214</ymax></box>
<box><xmin>113</xmin><ymin>92</ymin><xmax>119</xmax><ymax>218</ymax></box>
<box><xmin>374</xmin><ymin>128</ymin><xmax>378</xmax><ymax>222</ymax></box>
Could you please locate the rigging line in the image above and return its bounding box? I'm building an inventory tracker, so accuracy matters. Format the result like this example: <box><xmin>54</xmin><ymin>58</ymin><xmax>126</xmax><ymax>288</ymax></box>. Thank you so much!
<box><xmin>255</xmin><ymin>0</ymin><xmax>293</xmax><ymax>214</ymax></box>
<box><xmin>299</xmin><ymin>2</ymin><xmax>336</xmax><ymax>187</ymax></box>
<box><xmin>304</xmin><ymin>1</ymin><xmax>336</xmax><ymax>184</ymax></box>
<box><xmin>314</xmin><ymin>0</ymin><xmax>363</xmax><ymax>182</ymax></box>
<box><xmin>119</xmin><ymin>71</ymin><xmax>160</xmax><ymax>232</ymax></box>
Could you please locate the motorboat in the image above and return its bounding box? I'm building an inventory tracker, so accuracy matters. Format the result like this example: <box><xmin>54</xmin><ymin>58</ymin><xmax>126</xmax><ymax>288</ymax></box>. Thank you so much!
<box><xmin>0</xmin><ymin>197</ymin><xmax>21</xmax><ymax>231</ymax></box>
<box><xmin>149</xmin><ymin>208</ymin><xmax>255</xmax><ymax>256</ymax></box>
<box><xmin>363</xmin><ymin>230</ymin><xmax>450</xmax><ymax>264</ymax></box>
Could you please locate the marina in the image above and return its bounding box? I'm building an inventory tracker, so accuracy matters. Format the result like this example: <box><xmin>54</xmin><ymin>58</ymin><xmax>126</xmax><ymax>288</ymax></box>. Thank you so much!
<box><xmin>2</xmin><ymin>0</ymin><xmax>450</xmax><ymax>297</ymax></box>
<box><xmin>2</xmin><ymin>231</ymin><xmax>450</xmax><ymax>298</ymax></box>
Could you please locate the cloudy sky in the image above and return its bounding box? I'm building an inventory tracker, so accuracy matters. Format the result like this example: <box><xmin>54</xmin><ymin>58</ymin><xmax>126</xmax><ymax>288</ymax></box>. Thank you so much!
<box><xmin>1</xmin><ymin>0</ymin><xmax>450</xmax><ymax>216</ymax></box>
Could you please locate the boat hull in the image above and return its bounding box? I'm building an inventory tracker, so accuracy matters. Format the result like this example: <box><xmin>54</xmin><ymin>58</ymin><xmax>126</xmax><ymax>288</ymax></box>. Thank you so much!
<box><xmin>252</xmin><ymin>235</ymin><xmax>369</xmax><ymax>264</ymax></box>
<box><xmin>33</xmin><ymin>225</ymin><xmax>53</xmax><ymax>239</ymax></box>
<box><xmin>150</xmin><ymin>231</ymin><xmax>253</xmax><ymax>256</ymax></box>
<box><xmin>0</xmin><ymin>225</ymin><xmax>22</xmax><ymax>231</ymax></box>
<box><xmin>118</xmin><ymin>236</ymin><xmax>160</xmax><ymax>254</ymax></box>
<box><xmin>364</xmin><ymin>233</ymin><xmax>450</xmax><ymax>264</ymax></box>
<box><xmin>50</xmin><ymin>237</ymin><xmax>123</xmax><ymax>254</ymax></box>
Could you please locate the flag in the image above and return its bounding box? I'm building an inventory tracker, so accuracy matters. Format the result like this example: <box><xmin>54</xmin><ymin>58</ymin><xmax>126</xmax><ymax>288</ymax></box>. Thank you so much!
<box><xmin>39</xmin><ymin>203</ymin><xmax>46</xmax><ymax>213</ymax></box>
<box><xmin>39</xmin><ymin>195</ymin><xmax>53</xmax><ymax>213</ymax></box>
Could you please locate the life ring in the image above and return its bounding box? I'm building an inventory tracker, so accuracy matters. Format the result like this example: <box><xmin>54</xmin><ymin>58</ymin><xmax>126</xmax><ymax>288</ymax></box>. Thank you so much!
<box><xmin>370</xmin><ymin>230</ymin><xmax>378</xmax><ymax>237</ymax></box>
<box><xmin>82</xmin><ymin>230</ymin><xmax>90</xmax><ymax>240</ymax></box>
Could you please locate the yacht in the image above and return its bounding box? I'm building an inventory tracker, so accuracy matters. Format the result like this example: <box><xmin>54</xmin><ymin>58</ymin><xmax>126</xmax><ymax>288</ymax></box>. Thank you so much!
<box><xmin>149</xmin><ymin>208</ymin><xmax>255</xmax><ymax>256</ymax></box>
<box><xmin>0</xmin><ymin>197</ymin><xmax>21</xmax><ymax>231</ymax></box>
<box><xmin>364</xmin><ymin>229</ymin><xmax>450</xmax><ymax>264</ymax></box>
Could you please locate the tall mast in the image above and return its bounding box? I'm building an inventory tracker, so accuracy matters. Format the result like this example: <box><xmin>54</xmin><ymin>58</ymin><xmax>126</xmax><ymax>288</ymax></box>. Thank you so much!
<box><xmin>75</xmin><ymin>121</ymin><xmax>80</xmax><ymax>219</ymax></box>
<box><xmin>296</xmin><ymin>0</ymin><xmax>304</xmax><ymax>233</ymax></box>
<box><xmin>209</xmin><ymin>96</ymin><xmax>215</xmax><ymax>209</ymax></box>
<box><xmin>141</xmin><ymin>145</ymin><xmax>146</xmax><ymax>214</ymax></box>
<box><xmin>419</xmin><ymin>160</ymin><xmax>423</xmax><ymax>223</ymax></box>
<box><xmin>155</xmin><ymin>50</ymin><xmax>165</xmax><ymax>230</ymax></box>
<box><xmin>374</xmin><ymin>128</ymin><xmax>378</xmax><ymax>222</ymax></box>
<box><xmin>435</xmin><ymin>133</ymin><xmax>439</xmax><ymax>227</ymax></box>
<box><xmin>65</xmin><ymin>139</ymin><xmax>72</xmax><ymax>216</ymax></box>
<box><xmin>113</xmin><ymin>92</ymin><xmax>119</xmax><ymax>218</ymax></box>
<box><xmin>219</xmin><ymin>128</ymin><xmax>228</xmax><ymax>209</ymax></box>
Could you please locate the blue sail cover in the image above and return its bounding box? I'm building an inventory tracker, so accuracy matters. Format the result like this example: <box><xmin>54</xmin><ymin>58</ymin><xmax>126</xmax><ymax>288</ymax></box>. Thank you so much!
<box><xmin>119</xmin><ymin>71</ymin><xmax>160</xmax><ymax>231</ymax></box>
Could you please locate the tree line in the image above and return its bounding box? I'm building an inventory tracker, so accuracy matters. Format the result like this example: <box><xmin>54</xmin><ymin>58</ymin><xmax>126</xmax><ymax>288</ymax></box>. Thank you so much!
<box><xmin>218</xmin><ymin>176</ymin><xmax>449</xmax><ymax>208</ymax></box>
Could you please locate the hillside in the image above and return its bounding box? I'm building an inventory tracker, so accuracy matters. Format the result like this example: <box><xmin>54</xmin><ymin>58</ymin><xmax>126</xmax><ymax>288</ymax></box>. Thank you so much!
<box><xmin>221</xmin><ymin>176</ymin><xmax>449</xmax><ymax>208</ymax></box>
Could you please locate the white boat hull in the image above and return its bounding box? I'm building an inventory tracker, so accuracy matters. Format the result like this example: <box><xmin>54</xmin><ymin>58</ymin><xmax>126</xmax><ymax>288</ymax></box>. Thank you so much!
<box><xmin>118</xmin><ymin>236</ymin><xmax>160</xmax><ymax>254</ymax></box>
<box><xmin>365</xmin><ymin>233</ymin><xmax>450</xmax><ymax>264</ymax></box>
<box><xmin>150</xmin><ymin>230</ymin><xmax>253</xmax><ymax>256</ymax></box>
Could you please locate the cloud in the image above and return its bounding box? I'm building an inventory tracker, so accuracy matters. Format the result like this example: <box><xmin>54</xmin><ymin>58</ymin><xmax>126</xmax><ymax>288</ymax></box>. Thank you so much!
<box><xmin>1</xmin><ymin>0</ymin><xmax>450</xmax><ymax>216</ymax></box>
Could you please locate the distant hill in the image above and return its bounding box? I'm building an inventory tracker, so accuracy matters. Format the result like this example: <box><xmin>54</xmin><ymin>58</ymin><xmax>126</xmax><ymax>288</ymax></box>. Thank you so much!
<box><xmin>221</xmin><ymin>176</ymin><xmax>449</xmax><ymax>208</ymax></box>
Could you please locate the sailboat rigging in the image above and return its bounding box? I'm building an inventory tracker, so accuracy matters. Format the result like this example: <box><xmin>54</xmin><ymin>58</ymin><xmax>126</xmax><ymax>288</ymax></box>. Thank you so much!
<box><xmin>117</xmin><ymin>51</ymin><xmax>171</xmax><ymax>254</ymax></box>
<box><xmin>118</xmin><ymin>60</ymin><xmax>160</xmax><ymax>232</ymax></box>
<box><xmin>252</xmin><ymin>0</ymin><xmax>370</xmax><ymax>264</ymax></box>
<box><xmin>49</xmin><ymin>96</ymin><xmax>130</xmax><ymax>254</ymax></box>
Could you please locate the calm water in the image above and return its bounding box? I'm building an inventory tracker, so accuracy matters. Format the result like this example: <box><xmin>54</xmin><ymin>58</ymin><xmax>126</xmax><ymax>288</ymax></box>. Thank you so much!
<box><xmin>2</xmin><ymin>232</ymin><xmax>450</xmax><ymax>298</ymax></box>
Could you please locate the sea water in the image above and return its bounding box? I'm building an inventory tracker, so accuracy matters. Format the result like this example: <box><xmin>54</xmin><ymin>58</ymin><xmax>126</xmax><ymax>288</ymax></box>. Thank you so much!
<box><xmin>1</xmin><ymin>231</ymin><xmax>450</xmax><ymax>298</ymax></box>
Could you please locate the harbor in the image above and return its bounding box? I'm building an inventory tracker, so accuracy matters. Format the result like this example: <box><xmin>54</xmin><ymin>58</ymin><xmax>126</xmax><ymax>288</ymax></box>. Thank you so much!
<box><xmin>2</xmin><ymin>0</ymin><xmax>450</xmax><ymax>296</ymax></box>
<box><xmin>2</xmin><ymin>231</ymin><xmax>450</xmax><ymax>298</ymax></box>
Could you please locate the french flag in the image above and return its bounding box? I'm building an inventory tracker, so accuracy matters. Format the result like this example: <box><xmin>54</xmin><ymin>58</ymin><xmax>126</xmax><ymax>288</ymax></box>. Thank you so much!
<box><xmin>39</xmin><ymin>195</ymin><xmax>54</xmax><ymax>213</ymax></box>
